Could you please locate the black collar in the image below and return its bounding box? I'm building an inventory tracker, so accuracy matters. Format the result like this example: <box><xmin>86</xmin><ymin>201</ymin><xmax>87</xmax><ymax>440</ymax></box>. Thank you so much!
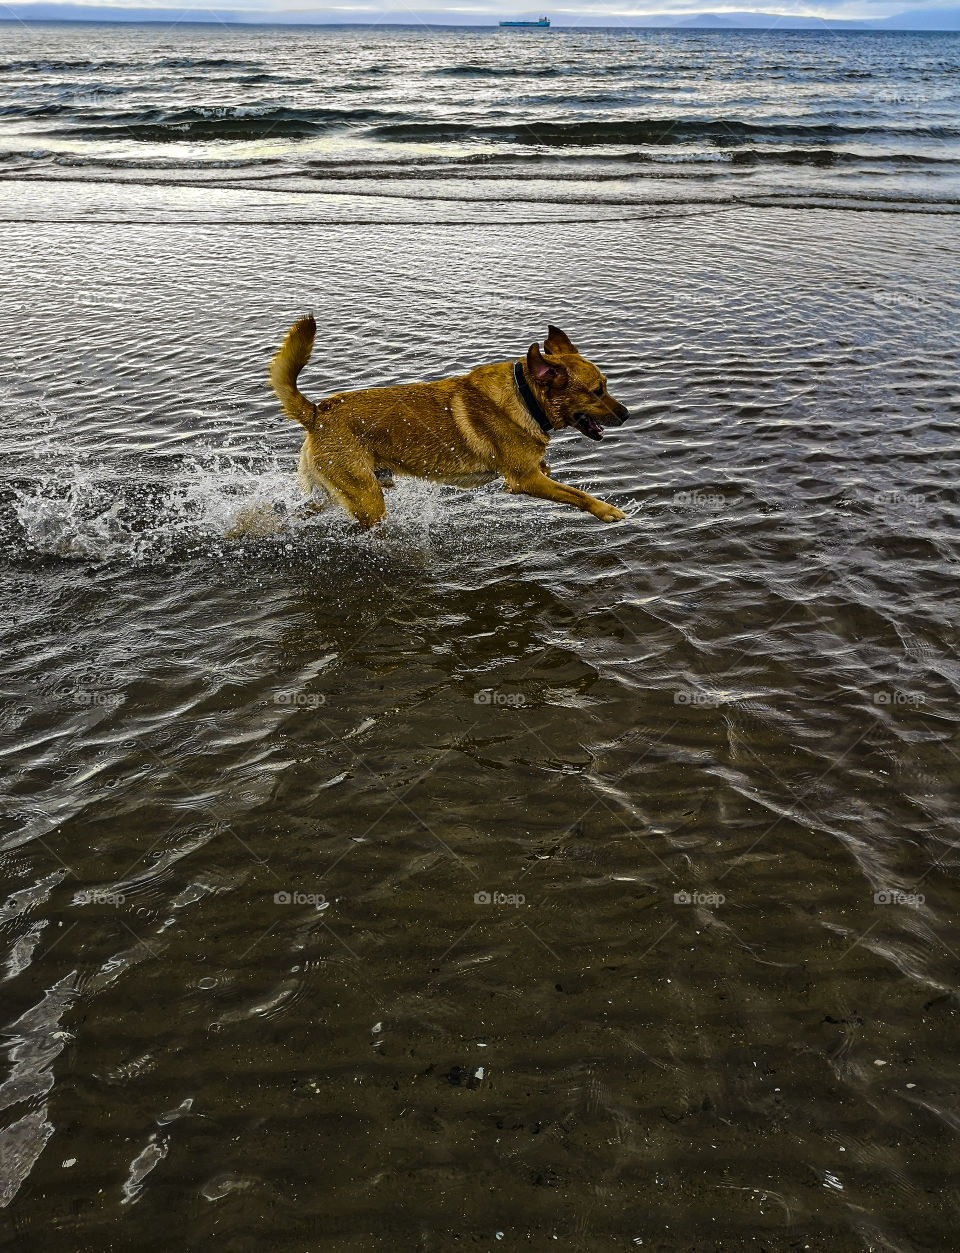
<box><xmin>514</xmin><ymin>361</ymin><xmax>553</xmax><ymax>436</ymax></box>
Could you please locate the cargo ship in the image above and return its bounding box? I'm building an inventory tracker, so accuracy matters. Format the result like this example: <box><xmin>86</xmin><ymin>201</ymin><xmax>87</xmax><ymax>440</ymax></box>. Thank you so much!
<box><xmin>498</xmin><ymin>16</ymin><xmax>551</xmax><ymax>26</ymax></box>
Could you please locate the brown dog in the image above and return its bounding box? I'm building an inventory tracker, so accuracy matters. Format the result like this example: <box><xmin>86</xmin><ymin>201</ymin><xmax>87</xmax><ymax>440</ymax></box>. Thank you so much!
<box><xmin>268</xmin><ymin>317</ymin><xmax>630</xmax><ymax>529</ymax></box>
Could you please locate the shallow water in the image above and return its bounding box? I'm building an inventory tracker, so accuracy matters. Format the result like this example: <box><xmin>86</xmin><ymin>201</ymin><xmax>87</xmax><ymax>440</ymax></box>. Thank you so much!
<box><xmin>2</xmin><ymin>20</ymin><xmax>960</xmax><ymax>1253</ymax></box>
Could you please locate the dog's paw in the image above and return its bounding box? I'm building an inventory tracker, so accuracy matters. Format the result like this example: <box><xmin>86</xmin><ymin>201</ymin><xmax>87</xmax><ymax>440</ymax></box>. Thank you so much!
<box><xmin>596</xmin><ymin>504</ymin><xmax>626</xmax><ymax>523</ymax></box>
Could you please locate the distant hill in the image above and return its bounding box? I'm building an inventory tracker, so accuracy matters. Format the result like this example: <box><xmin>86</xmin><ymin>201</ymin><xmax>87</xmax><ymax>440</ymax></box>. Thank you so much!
<box><xmin>1</xmin><ymin>4</ymin><xmax>959</xmax><ymax>29</ymax></box>
<box><xmin>878</xmin><ymin>5</ymin><xmax>960</xmax><ymax>26</ymax></box>
<box><xmin>675</xmin><ymin>13</ymin><xmax>742</xmax><ymax>25</ymax></box>
<box><xmin>666</xmin><ymin>7</ymin><xmax>960</xmax><ymax>27</ymax></box>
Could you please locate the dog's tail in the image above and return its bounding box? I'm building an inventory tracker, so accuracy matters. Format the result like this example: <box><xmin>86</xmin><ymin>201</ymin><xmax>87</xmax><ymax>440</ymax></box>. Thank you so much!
<box><xmin>269</xmin><ymin>314</ymin><xmax>317</xmax><ymax>428</ymax></box>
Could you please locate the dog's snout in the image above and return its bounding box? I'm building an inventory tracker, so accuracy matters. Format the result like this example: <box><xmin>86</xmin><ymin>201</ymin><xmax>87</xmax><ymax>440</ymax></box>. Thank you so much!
<box><xmin>603</xmin><ymin>399</ymin><xmax>630</xmax><ymax>426</ymax></box>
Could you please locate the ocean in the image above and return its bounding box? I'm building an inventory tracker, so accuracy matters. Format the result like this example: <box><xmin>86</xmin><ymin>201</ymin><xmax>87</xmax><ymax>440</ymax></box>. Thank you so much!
<box><xmin>1</xmin><ymin>19</ymin><xmax>959</xmax><ymax>1251</ymax></box>
<box><xmin>0</xmin><ymin>23</ymin><xmax>959</xmax><ymax>216</ymax></box>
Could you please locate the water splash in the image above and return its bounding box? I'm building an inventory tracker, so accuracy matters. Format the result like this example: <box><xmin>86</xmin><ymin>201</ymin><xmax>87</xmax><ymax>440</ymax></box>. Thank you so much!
<box><xmin>9</xmin><ymin>452</ymin><xmax>466</xmax><ymax>565</ymax></box>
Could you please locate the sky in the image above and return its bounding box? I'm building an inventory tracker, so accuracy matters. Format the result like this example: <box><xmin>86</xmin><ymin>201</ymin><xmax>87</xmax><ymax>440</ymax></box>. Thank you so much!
<box><xmin>3</xmin><ymin>0</ymin><xmax>959</xmax><ymax>23</ymax></box>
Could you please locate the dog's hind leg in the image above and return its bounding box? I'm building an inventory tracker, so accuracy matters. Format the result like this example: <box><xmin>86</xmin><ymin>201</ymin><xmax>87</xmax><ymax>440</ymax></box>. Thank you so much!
<box><xmin>294</xmin><ymin>442</ymin><xmax>332</xmax><ymax>516</ymax></box>
<box><xmin>298</xmin><ymin>443</ymin><xmax>325</xmax><ymax>498</ymax></box>
<box><xmin>298</xmin><ymin>438</ymin><xmax>385</xmax><ymax>530</ymax></box>
<box><xmin>319</xmin><ymin>461</ymin><xmax>387</xmax><ymax>531</ymax></box>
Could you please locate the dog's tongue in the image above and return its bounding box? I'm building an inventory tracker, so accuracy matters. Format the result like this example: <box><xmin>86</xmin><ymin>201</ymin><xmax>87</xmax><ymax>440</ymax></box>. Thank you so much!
<box><xmin>576</xmin><ymin>416</ymin><xmax>604</xmax><ymax>441</ymax></box>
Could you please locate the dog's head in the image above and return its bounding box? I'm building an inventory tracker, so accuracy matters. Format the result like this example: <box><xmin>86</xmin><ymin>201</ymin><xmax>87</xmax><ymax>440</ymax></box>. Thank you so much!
<box><xmin>525</xmin><ymin>325</ymin><xmax>630</xmax><ymax>442</ymax></box>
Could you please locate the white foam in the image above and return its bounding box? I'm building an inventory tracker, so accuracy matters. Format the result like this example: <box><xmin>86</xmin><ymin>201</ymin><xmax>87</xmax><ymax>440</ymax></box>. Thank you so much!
<box><xmin>9</xmin><ymin>451</ymin><xmax>472</xmax><ymax>565</ymax></box>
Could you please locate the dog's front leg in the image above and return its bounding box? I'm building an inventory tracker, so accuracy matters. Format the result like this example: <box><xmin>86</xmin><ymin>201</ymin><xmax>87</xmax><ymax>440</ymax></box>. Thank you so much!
<box><xmin>507</xmin><ymin>470</ymin><xmax>625</xmax><ymax>524</ymax></box>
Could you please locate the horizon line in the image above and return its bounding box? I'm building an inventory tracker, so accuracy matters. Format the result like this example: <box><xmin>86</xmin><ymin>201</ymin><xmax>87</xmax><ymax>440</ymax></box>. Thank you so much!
<box><xmin>1</xmin><ymin>13</ymin><xmax>958</xmax><ymax>27</ymax></box>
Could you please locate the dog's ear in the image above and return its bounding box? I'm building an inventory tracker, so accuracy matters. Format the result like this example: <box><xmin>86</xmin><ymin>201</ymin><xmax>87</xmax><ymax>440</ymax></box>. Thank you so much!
<box><xmin>527</xmin><ymin>343</ymin><xmax>566</xmax><ymax>387</ymax></box>
<box><xmin>545</xmin><ymin>325</ymin><xmax>577</xmax><ymax>356</ymax></box>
